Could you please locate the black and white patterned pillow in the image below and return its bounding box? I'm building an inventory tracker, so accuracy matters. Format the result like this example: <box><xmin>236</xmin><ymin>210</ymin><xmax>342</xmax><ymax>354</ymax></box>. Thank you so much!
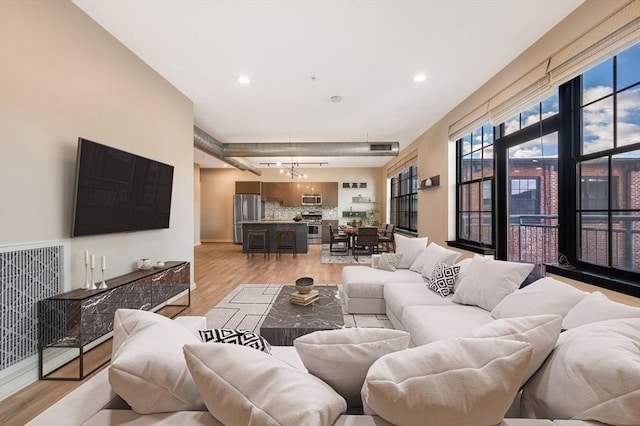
<box><xmin>199</xmin><ymin>328</ymin><xmax>272</xmax><ymax>354</ymax></box>
<box><xmin>427</xmin><ymin>262</ymin><xmax>460</xmax><ymax>297</ymax></box>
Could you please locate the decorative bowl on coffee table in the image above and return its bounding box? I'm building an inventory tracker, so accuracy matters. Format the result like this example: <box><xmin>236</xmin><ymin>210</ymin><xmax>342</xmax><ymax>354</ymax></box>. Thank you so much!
<box><xmin>295</xmin><ymin>277</ymin><xmax>314</xmax><ymax>294</ymax></box>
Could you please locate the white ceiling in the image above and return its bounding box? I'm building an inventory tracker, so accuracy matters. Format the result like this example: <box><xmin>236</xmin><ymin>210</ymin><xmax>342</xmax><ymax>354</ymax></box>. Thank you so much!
<box><xmin>73</xmin><ymin>0</ymin><xmax>583</xmax><ymax>170</ymax></box>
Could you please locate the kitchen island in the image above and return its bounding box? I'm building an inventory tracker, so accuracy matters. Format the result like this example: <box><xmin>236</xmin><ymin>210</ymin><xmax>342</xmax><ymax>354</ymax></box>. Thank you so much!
<box><xmin>242</xmin><ymin>221</ymin><xmax>308</xmax><ymax>254</ymax></box>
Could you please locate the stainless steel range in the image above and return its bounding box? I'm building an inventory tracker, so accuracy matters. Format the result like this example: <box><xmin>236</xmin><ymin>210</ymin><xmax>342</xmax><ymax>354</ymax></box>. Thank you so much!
<box><xmin>301</xmin><ymin>211</ymin><xmax>323</xmax><ymax>244</ymax></box>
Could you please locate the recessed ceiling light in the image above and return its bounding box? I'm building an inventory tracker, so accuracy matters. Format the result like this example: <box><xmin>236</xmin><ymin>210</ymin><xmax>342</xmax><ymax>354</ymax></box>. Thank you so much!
<box><xmin>413</xmin><ymin>73</ymin><xmax>427</xmax><ymax>83</ymax></box>
<box><xmin>237</xmin><ymin>75</ymin><xmax>250</xmax><ymax>84</ymax></box>
<box><xmin>330</xmin><ymin>95</ymin><xmax>342</xmax><ymax>103</ymax></box>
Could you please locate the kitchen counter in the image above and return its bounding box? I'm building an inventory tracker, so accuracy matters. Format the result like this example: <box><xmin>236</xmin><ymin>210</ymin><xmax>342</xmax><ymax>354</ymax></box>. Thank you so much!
<box><xmin>248</xmin><ymin>220</ymin><xmax>307</xmax><ymax>224</ymax></box>
<box><xmin>242</xmin><ymin>222</ymin><xmax>308</xmax><ymax>254</ymax></box>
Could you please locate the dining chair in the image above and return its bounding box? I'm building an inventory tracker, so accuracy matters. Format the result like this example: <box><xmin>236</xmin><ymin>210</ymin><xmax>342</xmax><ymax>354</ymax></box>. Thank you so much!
<box><xmin>378</xmin><ymin>224</ymin><xmax>396</xmax><ymax>252</ymax></box>
<box><xmin>352</xmin><ymin>226</ymin><xmax>379</xmax><ymax>260</ymax></box>
<box><xmin>329</xmin><ymin>225</ymin><xmax>349</xmax><ymax>254</ymax></box>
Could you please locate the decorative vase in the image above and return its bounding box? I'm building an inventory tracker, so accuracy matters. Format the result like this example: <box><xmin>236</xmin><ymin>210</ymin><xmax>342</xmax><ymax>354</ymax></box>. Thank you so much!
<box><xmin>295</xmin><ymin>277</ymin><xmax>314</xmax><ymax>294</ymax></box>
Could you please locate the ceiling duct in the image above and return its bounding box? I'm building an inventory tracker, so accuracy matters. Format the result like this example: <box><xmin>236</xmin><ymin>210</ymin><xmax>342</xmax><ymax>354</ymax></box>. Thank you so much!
<box><xmin>193</xmin><ymin>126</ymin><xmax>262</xmax><ymax>176</ymax></box>
<box><xmin>222</xmin><ymin>141</ymin><xmax>400</xmax><ymax>157</ymax></box>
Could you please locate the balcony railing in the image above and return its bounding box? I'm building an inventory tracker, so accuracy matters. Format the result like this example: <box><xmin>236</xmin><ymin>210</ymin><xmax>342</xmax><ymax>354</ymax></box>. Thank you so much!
<box><xmin>506</xmin><ymin>214</ymin><xmax>639</xmax><ymax>273</ymax></box>
<box><xmin>508</xmin><ymin>214</ymin><xmax>559</xmax><ymax>267</ymax></box>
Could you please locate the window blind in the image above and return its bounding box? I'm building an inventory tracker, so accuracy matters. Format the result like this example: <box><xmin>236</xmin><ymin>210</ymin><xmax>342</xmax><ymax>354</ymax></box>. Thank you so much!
<box><xmin>386</xmin><ymin>149</ymin><xmax>417</xmax><ymax>177</ymax></box>
<box><xmin>448</xmin><ymin>1</ymin><xmax>639</xmax><ymax>140</ymax></box>
<box><xmin>448</xmin><ymin>101</ymin><xmax>490</xmax><ymax>142</ymax></box>
<box><xmin>548</xmin><ymin>5</ymin><xmax>639</xmax><ymax>87</ymax></box>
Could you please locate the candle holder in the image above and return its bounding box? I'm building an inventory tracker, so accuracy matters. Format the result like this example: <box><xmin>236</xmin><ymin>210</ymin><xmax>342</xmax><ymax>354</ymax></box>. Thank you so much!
<box><xmin>83</xmin><ymin>264</ymin><xmax>91</xmax><ymax>290</ymax></box>
<box><xmin>99</xmin><ymin>269</ymin><xmax>108</xmax><ymax>289</ymax></box>
<box><xmin>88</xmin><ymin>266</ymin><xmax>97</xmax><ymax>290</ymax></box>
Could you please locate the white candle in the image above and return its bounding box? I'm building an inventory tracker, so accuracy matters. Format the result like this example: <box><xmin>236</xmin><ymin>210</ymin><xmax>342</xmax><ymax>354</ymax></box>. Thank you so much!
<box><xmin>90</xmin><ymin>254</ymin><xmax>95</xmax><ymax>268</ymax></box>
<box><xmin>101</xmin><ymin>256</ymin><xmax>106</xmax><ymax>271</ymax></box>
<box><xmin>84</xmin><ymin>250</ymin><xmax>90</xmax><ymax>265</ymax></box>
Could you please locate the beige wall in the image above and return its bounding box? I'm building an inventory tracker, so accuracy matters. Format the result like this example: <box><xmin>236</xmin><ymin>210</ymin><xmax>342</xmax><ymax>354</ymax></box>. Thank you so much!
<box><xmin>0</xmin><ymin>1</ymin><xmax>195</xmax><ymax>283</ymax></box>
<box><xmin>194</xmin><ymin>164</ymin><xmax>202</xmax><ymax>246</ymax></box>
<box><xmin>383</xmin><ymin>0</ymin><xmax>630</xmax><ymax>251</ymax></box>
<box><xmin>201</xmin><ymin>167</ymin><xmax>384</xmax><ymax>241</ymax></box>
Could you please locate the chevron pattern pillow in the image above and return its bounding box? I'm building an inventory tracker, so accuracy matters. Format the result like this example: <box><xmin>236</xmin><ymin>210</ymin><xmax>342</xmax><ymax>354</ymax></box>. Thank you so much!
<box><xmin>199</xmin><ymin>329</ymin><xmax>271</xmax><ymax>354</ymax></box>
<box><xmin>428</xmin><ymin>262</ymin><xmax>460</xmax><ymax>297</ymax></box>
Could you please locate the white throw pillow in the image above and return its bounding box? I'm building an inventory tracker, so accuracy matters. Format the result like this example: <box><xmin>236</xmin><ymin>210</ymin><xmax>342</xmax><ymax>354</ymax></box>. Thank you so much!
<box><xmin>562</xmin><ymin>291</ymin><xmax>640</xmax><ymax>329</ymax></box>
<box><xmin>410</xmin><ymin>242</ymin><xmax>461</xmax><ymax>277</ymax></box>
<box><xmin>109</xmin><ymin>309</ymin><xmax>205</xmax><ymax>414</ymax></box>
<box><xmin>468</xmin><ymin>314</ymin><xmax>562</xmax><ymax>385</ymax></box>
<box><xmin>362</xmin><ymin>337</ymin><xmax>532</xmax><ymax>426</ymax></box>
<box><xmin>521</xmin><ymin>318</ymin><xmax>640</xmax><ymax>425</ymax></box>
<box><xmin>453</xmin><ymin>257</ymin><xmax>473</xmax><ymax>292</ymax></box>
<box><xmin>183</xmin><ymin>343</ymin><xmax>347</xmax><ymax>426</ymax></box>
<box><xmin>491</xmin><ymin>277</ymin><xmax>587</xmax><ymax>320</ymax></box>
<box><xmin>293</xmin><ymin>328</ymin><xmax>410</xmax><ymax>406</ymax></box>
<box><xmin>452</xmin><ymin>255</ymin><xmax>534</xmax><ymax>311</ymax></box>
<box><xmin>394</xmin><ymin>234</ymin><xmax>428</xmax><ymax>269</ymax></box>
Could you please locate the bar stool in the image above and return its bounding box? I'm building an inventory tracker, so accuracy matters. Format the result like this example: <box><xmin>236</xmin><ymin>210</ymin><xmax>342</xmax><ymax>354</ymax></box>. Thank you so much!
<box><xmin>247</xmin><ymin>229</ymin><xmax>269</xmax><ymax>257</ymax></box>
<box><xmin>276</xmin><ymin>229</ymin><xmax>297</xmax><ymax>257</ymax></box>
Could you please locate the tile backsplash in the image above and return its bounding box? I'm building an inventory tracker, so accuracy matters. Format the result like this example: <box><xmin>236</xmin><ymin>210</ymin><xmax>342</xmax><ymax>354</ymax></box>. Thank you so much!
<box><xmin>263</xmin><ymin>201</ymin><xmax>338</xmax><ymax>220</ymax></box>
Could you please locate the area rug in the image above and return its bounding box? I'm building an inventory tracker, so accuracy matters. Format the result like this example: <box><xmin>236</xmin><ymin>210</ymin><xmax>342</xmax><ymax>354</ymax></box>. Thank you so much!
<box><xmin>205</xmin><ymin>284</ymin><xmax>392</xmax><ymax>333</ymax></box>
<box><xmin>320</xmin><ymin>244</ymin><xmax>371</xmax><ymax>264</ymax></box>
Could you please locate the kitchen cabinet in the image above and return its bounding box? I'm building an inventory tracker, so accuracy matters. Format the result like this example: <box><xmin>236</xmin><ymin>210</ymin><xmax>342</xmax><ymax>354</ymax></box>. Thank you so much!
<box><xmin>322</xmin><ymin>182</ymin><xmax>338</xmax><ymax>207</ymax></box>
<box><xmin>235</xmin><ymin>181</ymin><xmax>262</xmax><ymax>195</ymax></box>
<box><xmin>262</xmin><ymin>181</ymin><xmax>338</xmax><ymax>207</ymax></box>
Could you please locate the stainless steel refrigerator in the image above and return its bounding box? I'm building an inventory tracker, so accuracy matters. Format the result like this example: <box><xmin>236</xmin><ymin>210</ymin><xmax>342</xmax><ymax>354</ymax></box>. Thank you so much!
<box><xmin>233</xmin><ymin>194</ymin><xmax>262</xmax><ymax>243</ymax></box>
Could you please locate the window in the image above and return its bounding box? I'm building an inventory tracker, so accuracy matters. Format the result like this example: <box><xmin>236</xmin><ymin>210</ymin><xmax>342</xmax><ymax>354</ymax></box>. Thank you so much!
<box><xmin>567</xmin><ymin>44</ymin><xmax>640</xmax><ymax>277</ymax></box>
<box><xmin>390</xmin><ymin>164</ymin><xmax>417</xmax><ymax>233</ymax></box>
<box><xmin>456</xmin><ymin>124</ymin><xmax>494</xmax><ymax>248</ymax></box>
<box><xmin>453</xmin><ymin>44</ymin><xmax>639</xmax><ymax>295</ymax></box>
<box><xmin>503</xmin><ymin>92</ymin><xmax>559</xmax><ymax>136</ymax></box>
<box><xmin>510</xmin><ymin>178</ymin><xmax>540</xmax><ymax>216</ymax></box>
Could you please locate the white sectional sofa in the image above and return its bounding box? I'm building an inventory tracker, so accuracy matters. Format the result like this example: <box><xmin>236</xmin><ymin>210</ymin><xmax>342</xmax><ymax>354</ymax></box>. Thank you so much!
<box><xmin>339</xmin><ymin>237</ymin><xmax>640</xmax><ymax>425</ymax></box>
<box><xmin>28</xmin><ymin>239</ymin><xmax>640</xmax><ymax>425</ymax></box>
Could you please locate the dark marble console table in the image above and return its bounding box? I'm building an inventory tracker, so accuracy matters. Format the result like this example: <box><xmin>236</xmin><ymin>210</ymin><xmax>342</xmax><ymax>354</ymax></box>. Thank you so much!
<box><xmin>38</xmin><ymin>261</ymin><xmax>190</xmax><ymax>380</ymax></box>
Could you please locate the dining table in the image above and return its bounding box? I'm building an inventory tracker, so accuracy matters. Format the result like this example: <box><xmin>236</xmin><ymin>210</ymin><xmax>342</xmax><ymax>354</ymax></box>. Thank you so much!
<box><xmin>338</xmin><ymin>225</ymin><xmax>387</xmax><ymax>258</ymax></box>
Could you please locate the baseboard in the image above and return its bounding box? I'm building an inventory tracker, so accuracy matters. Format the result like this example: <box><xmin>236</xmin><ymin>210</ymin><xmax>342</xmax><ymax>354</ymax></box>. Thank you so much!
<box><xmin>201</xmin><ymin>239</ymin><xmax>234</xmax><ymax>243</ymax></box>
<box><xmin>0</xmin><ymin>284</ymin><xmax>197</xmax><ymax>401</ymax></box>
<box><xmin>0</xmin><ymin>332</ymin><xmax>112</xmax><ymax>400</ymax></box>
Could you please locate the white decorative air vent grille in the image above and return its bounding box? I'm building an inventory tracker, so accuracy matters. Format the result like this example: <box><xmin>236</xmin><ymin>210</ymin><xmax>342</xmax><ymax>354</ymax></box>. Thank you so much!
<box><xmin>1</xmin><ymin>245</ymin><xmax>64</xmax><ymax>370</ymax></box>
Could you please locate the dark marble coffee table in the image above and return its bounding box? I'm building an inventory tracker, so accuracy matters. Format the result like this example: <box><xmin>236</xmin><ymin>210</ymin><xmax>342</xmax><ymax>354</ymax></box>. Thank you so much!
<box><xmin>259</xmin><ymin>285</ymin><xmax>344</xmax><ymax>345</ymax></box>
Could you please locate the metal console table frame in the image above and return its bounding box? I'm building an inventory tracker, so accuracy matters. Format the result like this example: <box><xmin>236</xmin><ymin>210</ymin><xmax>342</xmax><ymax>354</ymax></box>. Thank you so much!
<box><xmin>38</xmin><ymin>261</ymin><xmax>190</xmax><ymax>381</ymax></box>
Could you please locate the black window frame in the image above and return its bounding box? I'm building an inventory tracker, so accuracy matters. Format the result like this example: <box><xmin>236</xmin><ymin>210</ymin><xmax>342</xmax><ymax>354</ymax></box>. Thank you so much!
<box><xmin>451</xmin><ymin>124</ymin><xmax>496</xmax><ymax>254</ymax></box>
<box><xmin>555</xmin><ymin>63</ymin><xmax>640</xmax><ymax>295</ymax></box>
<box><xmin>390</xmin><ymin>164</ymin><xmax>418</xmax><ymax>233</ymax></box>
<box><xmin>452</xmin><ymin>44</ymin><xmax>640</xmax><ymax>297</ymax></box>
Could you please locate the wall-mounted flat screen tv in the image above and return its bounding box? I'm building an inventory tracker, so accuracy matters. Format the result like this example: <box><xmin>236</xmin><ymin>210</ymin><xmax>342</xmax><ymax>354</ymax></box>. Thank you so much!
<box><xmin>71</xmin><ymin>138</ymin><xmax>174</xmax><ymax>237</ymax></box>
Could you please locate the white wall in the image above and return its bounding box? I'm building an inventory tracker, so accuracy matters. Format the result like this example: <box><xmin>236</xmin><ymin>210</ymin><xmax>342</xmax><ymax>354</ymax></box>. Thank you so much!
<box><xmin>0</xmin><ymin>1</ymin><xmax>195</xmax><ymax>284</ymax></box>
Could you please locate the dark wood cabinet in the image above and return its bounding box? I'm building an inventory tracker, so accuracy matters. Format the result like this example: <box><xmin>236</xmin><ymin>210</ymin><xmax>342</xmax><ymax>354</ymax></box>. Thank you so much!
<box><xmin>322</xmin><ymin>182</ymin><xmax>338</xmax><ymax>207</ymax></box>
<box><xmin>261</xmin><ymin>181</ymin><xmax>338</xmax><ymax>207</ymax></box>
<box><xmin>235</xmin><ymin>181</ymin><xmax>262</xmax><ymax>195</ymax></box>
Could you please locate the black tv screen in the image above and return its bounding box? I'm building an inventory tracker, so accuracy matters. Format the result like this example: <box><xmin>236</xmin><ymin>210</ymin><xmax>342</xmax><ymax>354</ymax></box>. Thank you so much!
<box><xmin>71</xmin><ymin>138</ymin><xmax>174</xmax><ymax>237</ymax></box>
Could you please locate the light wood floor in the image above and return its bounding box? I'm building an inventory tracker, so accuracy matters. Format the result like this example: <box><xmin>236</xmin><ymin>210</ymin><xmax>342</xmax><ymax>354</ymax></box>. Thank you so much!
<box><xmin>0</xmin><ymin>243</ymin><xmax>343</xmax><ymax>426</ymax></box>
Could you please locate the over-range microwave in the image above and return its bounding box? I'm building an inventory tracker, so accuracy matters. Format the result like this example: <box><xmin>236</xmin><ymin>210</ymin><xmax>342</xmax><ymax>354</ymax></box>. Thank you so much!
<box><xmin>301</xmin><ymin>193</ymin><xmax>322</xmax><ymax>206</ymax></box>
